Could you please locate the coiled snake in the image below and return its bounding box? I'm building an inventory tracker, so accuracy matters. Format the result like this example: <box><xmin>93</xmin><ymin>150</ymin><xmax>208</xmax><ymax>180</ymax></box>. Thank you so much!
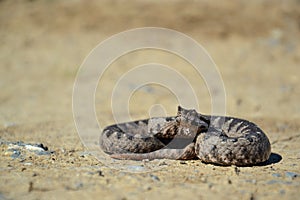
<box><xmin>100</xmin><ymin>106</ymin><xmax>271</xmax><ymax>166</ymax></box>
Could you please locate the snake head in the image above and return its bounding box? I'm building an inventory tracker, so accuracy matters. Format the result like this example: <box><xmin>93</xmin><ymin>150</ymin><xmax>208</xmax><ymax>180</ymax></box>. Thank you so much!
<box><xmin>177</xmin><ymin>106</ymin><xmax>209</xmax><ymax>132</ymax></box>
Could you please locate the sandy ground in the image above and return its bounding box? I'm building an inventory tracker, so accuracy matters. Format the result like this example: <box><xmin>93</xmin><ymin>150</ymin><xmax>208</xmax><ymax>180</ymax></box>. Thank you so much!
<box><xmin>1</xmin><ymin>0</ymin><xmax>300</xmax><ymax>199</ymax></box>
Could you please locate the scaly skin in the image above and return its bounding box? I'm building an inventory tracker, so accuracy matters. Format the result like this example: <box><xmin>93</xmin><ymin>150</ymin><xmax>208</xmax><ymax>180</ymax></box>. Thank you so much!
<box><xmin>100</xmin><ymin>106</ymin><xmax>271</xmax><ymax>166</ymax></box>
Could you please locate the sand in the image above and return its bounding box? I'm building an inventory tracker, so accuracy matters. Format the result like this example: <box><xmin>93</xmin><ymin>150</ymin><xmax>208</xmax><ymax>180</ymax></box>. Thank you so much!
<box><xmin>1</xmin><ymin>0</ymin><xmax>300</xmax><ymax>199</ymax></box>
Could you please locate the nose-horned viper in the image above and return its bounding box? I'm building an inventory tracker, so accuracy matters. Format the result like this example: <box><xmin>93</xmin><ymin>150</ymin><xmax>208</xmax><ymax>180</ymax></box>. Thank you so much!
<box><xmin>100</xmin><ymin>106</ymin><xmax>271</xmax><ymax>166</ymax></box>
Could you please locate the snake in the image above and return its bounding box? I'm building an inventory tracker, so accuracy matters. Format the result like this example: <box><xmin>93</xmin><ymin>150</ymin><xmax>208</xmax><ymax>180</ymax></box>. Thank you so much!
<box><xmin>100</xmin><ymin>106</ymin><xmax>271</xmax><ymax>166</ymax></box>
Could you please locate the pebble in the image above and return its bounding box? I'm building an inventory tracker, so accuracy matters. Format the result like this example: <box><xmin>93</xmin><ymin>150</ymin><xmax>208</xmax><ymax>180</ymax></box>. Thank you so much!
<box><xmin>24</xmin><ymin>162</ymin><xmax>33</xmax><ymax>166</ymax></box>
<box><xmin>35</xmin><ymin>151</ymin><xmax>52</xmax><ymax>155</ymax></box>
<box><xmin>272</xmin><ymin>173</ymin><xmax>281</xmax><ymax>178</ymax></box>
<box><xmin>285</xmin><ymin>172</ymin><xmax>298</xmax><ymax>180</ymax></box>
<box><xmin>149</xmin><ymin>174</ymin><xmax>160</xmax><ymax>181</ymax></box>
<box><xmin>10</xmin><ymin>150</ymin><xmax>21</xmax><ymax>159</ymax></box>
<box><xmin>180</xmin><ymin>161</ymin><xmax>187</xmax><ymax>165</ymax></box>
<box><xmin>25</xmin><ymin>144</ymin><xmax>47</xmax><ymax>151</ymax></box>
<box><xmin>126</xmin><ymin>165</ymin><xmax>145</xmax><ymax>171</ymax></box>
<box><xmin>2</xmin><ymin>140</ymin><xmax>53</xmax><ymax>158</ymax></box>
<box><xmin>245</xmin><ymin>179</ymin><xmax>257</xmax><ymax>184</ymax></box>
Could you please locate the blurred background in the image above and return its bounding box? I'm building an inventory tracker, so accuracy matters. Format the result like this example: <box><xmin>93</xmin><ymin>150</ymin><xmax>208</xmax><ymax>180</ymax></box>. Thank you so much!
<box><xmin>1</xmin><ymin>0</ymin><xmax>299</xmax><ymax>125</ymax></box>
<box><xmin>1</xmin><ymin>0</ymin><xmax>300</xmax><ymax>199</ymax></box>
